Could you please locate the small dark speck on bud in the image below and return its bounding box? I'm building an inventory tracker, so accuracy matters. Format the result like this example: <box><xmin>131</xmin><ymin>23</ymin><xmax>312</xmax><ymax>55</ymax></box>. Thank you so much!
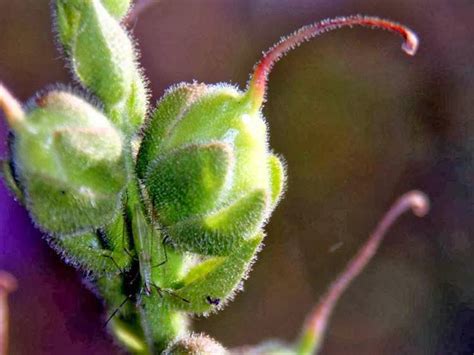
<box><xmin>206</xmin><ymin>296</ymin><xmax>220</xmax><ymax>306</ymax></box>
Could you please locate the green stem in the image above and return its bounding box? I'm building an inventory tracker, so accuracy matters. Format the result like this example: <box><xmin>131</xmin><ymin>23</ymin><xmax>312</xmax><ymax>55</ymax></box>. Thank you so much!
<box><xmin>113</xmin><ymin>147</ymin><xmax>188</xmax><ymax>352</ymax></box>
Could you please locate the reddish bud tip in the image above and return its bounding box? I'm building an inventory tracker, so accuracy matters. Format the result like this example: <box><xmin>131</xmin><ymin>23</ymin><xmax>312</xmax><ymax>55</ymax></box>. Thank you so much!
<box><xmin>402</xmin><ymin>29</ymin><xmax>419</xmax><ymax>56</ymax></box>
<box><xmin>0</xmin><ymin>271</ymin><xmax>17</xmax><ymax>294</ymax></box>
<box><xmin>0</xmin><ymin>83</ymin><xmax>25</xmax><ymax>130</ymax></box>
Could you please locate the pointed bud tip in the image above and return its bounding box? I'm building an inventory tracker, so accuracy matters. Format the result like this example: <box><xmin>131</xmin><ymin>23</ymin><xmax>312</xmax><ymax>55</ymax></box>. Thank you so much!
<box><xmin>247</xmin><ymin>16</ymin><xmax>420</xmax><ymax>112</ymax></box>
<box><xmin>402</xmin><ymin>30</ymin><xmax>419</xmax><ymax>56</ymax></box>
<box><xmin>0</xmin><ymin>271</ymin><xmax>17</xmax><ymax>294</ymax></box>
<box><xmin>406</xmin><ymin>190</ymin><xmax>429</xmax><ymax>217</ymax></box>
<box><xmin>0</xmin><ymin>84</ymin><xmax>25</xmax><ymax>129</ymax></box>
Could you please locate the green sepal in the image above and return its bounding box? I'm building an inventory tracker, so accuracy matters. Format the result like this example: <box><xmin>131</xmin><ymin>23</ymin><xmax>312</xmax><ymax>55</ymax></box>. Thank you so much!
<box><xmin>166</xmin><ymin>189</ymin><xmax>267</xmax><ymax>256</ymax></box>
<box><xmin>138</xmin><ymin>293</ymin><xmax>189</xmax><ymax>353</ymax></box>
<box><xmin>150</xmin><ymin>233</ymin><xmax>187</xmax><ymax>289</ymax></box>
<box><xmin>55</xmin><ymin>1</ymin><xmax>81</xmax><ymax>52</ymax></box>
<box><xmin>136</xmin><ymin>83</ymin><xmax>207</xmax><ymax>178</ymax></box>
<box><xmin>159</xmin><ymin>85</ymin><xmax>245</xmax><ymax>150</ymax></box>
<box><xmin>145</xmin><ymin>142</ymin><xmax>233</xmax><ymax>226</ymax></box>
<box><xmin>52</xmin><ymin>127</ymin><xmax>126</xmax><ymax>192</ymax></box>
<box><xmin>73</xmin><ymin>1</ymin><xmax>134</xmax><ymax>105</ymax></box>
<box><xmin>159</xmin><ymin>85</ymin><xmax>271</xmax><ymax>202</ymax></box>
<box><xmin>101</xmin><ymin>0</ymin><xmax>132</xmax><ymax>19</ymax></box>
<box><xmin>126</xmin><ymin>72</ymin><xmax>149</xmax><ymax>130</ymax></box>
<box><xmin>268</xmin><ymin>154</ymin><xmax>286</xmax><ymax>210</ymax></box>
<box><xmin>23</xmin><ymin>174</ymin><xmax>123</xmax><ymax>235</ymax></box>
<box><xmin>167</xmin><ymin>233</ymin><xmax>263</xmax><ymax>314</ymax></box>
<box><xmin>0</xmin><ymin>159</ymin><xmax>23</xmax><ymax>203</ymax></box>
<box><xmin>52</xmin><ymin>232</ymin><xmax>132</xmax><ymax>276</ymax></box>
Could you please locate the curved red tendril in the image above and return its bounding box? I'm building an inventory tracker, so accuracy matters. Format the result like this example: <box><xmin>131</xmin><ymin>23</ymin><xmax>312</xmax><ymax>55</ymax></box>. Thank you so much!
<box><xmin>247</xmin><ymin>15</ymin><xmax>419</xmax><ymax>111</ymax></box>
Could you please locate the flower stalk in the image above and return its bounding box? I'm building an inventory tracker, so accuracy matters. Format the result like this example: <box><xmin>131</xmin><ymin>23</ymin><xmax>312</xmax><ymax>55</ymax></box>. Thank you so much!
<box><xmin>296</xmin><ymin>191</ymin><xmax>429</xmax><ymax>354</ymax></box>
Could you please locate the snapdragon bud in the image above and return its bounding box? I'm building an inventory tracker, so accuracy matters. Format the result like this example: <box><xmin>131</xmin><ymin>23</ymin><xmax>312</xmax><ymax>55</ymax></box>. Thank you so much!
<box><xmin>137</xmin><ymin>16</ymin><xmax>418</xmax><ymax>258</ymax></box>
<box><xmin>9</xmin><ymin>90</ymin><xmax>127</xmax><ymax>235</ymax></box>
<box><xmin>55</xmin><ymin>0</ymin><xmax>147</xmax><ymax>132</ymax></box>
<box><xmin>137</xmin><ymin>83</ymin><xmax>285</xmax><ymax>256</ymax></box>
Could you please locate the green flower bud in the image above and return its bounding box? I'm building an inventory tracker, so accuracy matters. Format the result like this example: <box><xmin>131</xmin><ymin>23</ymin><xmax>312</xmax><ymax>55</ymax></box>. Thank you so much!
<box><xmin>137</xmin><ymin>15</ymin><xmax>419</xmax><ymax>258</ymax></box>
<box><xmin>11</xmin><ymin>90</ymin><xmax>127</xmax><ymax>235</ymax></box>
<box><xmin>138</xmin><ymin>83</ymin><xmax>286</xmax><ymax>256</ymax></box>
<box><xmin>55</xmin><ymin>0</ymin><xmax>148</xmax><ymax>131</ymax></box>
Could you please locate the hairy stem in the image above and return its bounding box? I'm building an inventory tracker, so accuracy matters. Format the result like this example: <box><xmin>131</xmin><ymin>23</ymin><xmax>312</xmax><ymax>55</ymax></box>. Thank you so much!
<box><xmin>296</xmin><ymin>191</ymin><xmax>429</xmax><ymax>354</ymax></box>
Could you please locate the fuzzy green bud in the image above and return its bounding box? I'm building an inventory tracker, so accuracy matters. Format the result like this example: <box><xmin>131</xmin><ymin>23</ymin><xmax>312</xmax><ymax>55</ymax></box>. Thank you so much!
<box><xmin>136</xmin><ymin>15</ymin><xmax>418</xmax><ymax>257</ymax></box>
<box><xmin>55</xmin><ymin>0</ymin><xmax>147</xmax><ymax>132</ymax></box>
<box><xmin>11</xmin><ymin>90</ymin><xmax>127</xmax><ymax>235</ymax></box>
<box><xmin>137</xmin><ymin>83</ymin><xmax>286</xmax><ymax>256</ymax></box>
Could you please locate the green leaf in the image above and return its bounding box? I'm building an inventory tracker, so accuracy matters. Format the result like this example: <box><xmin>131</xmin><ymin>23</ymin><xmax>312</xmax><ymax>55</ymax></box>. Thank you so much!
<box><xmin>167</xmin><ymin>233</ymin><xmax>263</xmax><ymax>314</ymax></box>
<box><xmin>166</xmin><ymin>190</ymin><xmax>268</xmax><ymax>256</ymax></box>
<box><xmin>145</xmin><ymin>142</ymin><xmax>233</xmax><ymax>225</ymax></box>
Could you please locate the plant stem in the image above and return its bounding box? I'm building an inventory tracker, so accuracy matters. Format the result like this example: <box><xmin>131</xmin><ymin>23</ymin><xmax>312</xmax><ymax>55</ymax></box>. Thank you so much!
<box><xmin>296</xmin><ymin>191</ymin><xmax>429</xmax><ymax>354</ymax></box>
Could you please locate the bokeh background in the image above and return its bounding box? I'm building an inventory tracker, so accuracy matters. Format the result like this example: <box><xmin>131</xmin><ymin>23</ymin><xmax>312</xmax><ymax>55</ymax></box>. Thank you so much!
<box><xmin>0</xmin><ymin>0</ymin><xmax>473</xmax><ymax>354</ymax></box>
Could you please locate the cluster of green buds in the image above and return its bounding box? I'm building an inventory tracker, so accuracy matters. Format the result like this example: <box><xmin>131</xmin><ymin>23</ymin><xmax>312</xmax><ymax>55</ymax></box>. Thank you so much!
<box><xmin>0</xmin><ymin>0</ymin><xmax>423</xmax><ymax>354</ymax></box>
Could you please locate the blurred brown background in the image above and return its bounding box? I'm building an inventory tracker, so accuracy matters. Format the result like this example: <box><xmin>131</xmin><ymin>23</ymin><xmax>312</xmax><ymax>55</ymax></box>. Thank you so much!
<box><xmin>0</xmin><ymin>0</ymin><xmax>473</xmax><ymax>354</ymax></box>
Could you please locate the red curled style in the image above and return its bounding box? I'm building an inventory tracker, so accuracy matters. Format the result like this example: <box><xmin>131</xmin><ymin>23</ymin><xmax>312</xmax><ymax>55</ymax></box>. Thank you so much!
<box><xmin>247</xmin><ymin>15</ymin><xmax>419</xmax><ymax>111</ymax></box>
